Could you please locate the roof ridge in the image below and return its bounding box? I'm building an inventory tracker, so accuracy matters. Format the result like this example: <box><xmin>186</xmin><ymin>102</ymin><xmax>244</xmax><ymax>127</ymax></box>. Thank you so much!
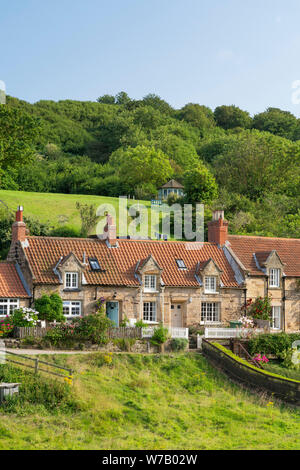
<box><xmin>228</xmin><ymin>234</ymin><xmax>300</xmax><ymax>241</ymax></box>
<box><xmin>27</xmin><ymin>236</ymin><xmax>219</xmax><ymax>246</ymax></box>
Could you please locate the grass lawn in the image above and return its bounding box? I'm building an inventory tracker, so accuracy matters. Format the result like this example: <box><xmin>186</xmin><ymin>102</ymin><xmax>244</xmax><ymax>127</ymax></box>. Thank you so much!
<box><xmin>0</xmin><ymin>189</ymin><xmax>151</xmax><ymax>233</ymax></box>
<box><xmin>0</xmin><ymin>352</ymin><xmax>299</xmax><ymax>450</ymax></box>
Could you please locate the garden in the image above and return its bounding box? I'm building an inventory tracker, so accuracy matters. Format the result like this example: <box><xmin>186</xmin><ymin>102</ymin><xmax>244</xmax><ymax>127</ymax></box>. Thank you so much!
<box><xmin>0</xmin><ymin>294</ymin><xmax>189</xmax><ymax>353</ymax></box>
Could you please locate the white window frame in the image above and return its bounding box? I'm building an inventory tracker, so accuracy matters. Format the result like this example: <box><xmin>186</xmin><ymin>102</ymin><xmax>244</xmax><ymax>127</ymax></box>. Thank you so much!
<box><xmin>144</xmin><ymin>275</ymin><xmax>157</xmax><ymax>292</ymax></box>
<box><xmin>201</xmin><ymin>302</ymin><xmax>220</xmax><ymax>323</ymax></box>
<box><xmin>65</xmin><ymin>272</ymin><xmax>79</xmax><ymax>289</ymax></box>
<box><xmin>269</xmin><ymin>268</ymin><xmax>280</xmax><ymax>288</ymax></box>
<box><xmin>272</xmin><ymin>306</ymin><xmax>281</xmax><ymax>330</ymax></box>
<box><xmin>143</xmin><ymin>302</ymin><xmax>157</xmax><ymax>323</ymax></box>
<box><xmin>63</xmin><ymin>301</ymin><xmax>81</xmax><ymax>318</ymax></box>
<box><xmin>0</xmin><ymin>298</ymin><xmax>19</xmax><ymax>317</ymax></box>
<box><xmin>204</xmin><ymin>276</ymin><xmax>217</xmax><ymax>293</ymax></box>
<box><xmin>176</xmin><ymin>259</ymin><xmax>186</xmax><ymax>270</ymax></box>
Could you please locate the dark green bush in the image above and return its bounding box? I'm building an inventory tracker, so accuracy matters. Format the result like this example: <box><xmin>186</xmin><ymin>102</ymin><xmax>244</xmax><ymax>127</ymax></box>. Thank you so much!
<box><xmin>150</xmin><ymin>325</ymin><xmax>169</xmax><ymax>346</ymax></box>
<box><xmin>170</xmin><ymin>338</ymin><xmax>188</xmax><ymax>352</ymax></box>
<box><xmin>35</xmin><ymin>293</ymin><xmax>65</xmax><ymax>323</ymax></box>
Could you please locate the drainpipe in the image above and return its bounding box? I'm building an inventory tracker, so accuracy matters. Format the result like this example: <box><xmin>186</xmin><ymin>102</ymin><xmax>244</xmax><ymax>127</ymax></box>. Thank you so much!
<box><xmin>243</xmin><ymin>286</ymin><xmax>247</xmax><ymax>314</ymax></box>
<box><xmin>139</xmin><ymin>286</ymin><xmax>143</xmax><ymax>321</ymax></box>
<box><xmin>161</xmin><ymin>287</ymin><xmax>165</xmax><ymax>325</ymax></box>
<box><xmin>282</xmin><ymin>276</ymin><xmax>286</xmax><ymax>331</ymax></box>
<box><xmin>30</xmin><ymin>285</ymin><xmax>36</xmax><ymax>307</ymax></box>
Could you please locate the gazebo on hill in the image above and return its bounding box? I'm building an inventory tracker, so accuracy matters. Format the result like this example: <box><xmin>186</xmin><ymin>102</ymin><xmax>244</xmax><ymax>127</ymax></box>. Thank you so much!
<box><xmin>158</xmin><ymin>179</ymin><xmax>184</xmax><ymax>200</ymax></box>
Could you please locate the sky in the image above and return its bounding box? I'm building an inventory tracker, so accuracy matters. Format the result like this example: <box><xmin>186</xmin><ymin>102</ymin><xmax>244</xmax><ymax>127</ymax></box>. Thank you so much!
<box><xmin>2</xmin><ymin>0</ymin><xmax>300</xmax><ymax>116</ymax></box>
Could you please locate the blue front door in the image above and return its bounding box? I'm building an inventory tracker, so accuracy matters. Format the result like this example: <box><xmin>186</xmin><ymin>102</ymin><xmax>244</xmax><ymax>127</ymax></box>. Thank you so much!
<box><xmin>106</xmin><ymin>301</ymin><xmax>119</xmax><ymax>327</ymax></box>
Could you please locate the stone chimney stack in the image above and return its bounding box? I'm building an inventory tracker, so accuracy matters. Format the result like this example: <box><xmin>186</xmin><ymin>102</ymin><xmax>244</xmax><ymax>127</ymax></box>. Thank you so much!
<box><xmin>12</xmin><ymin>206</ymin><xmax>27</xmax><ymax>243</ymax></box>
<box><xmin>103</xmin><ymin>214</ymin><xmax>117</xmax><ymax>247</ymax></box>
<box><xmin>207</xmin><ymin>210</ymin><xmax>228</xmax><ymax>246</ymax></box>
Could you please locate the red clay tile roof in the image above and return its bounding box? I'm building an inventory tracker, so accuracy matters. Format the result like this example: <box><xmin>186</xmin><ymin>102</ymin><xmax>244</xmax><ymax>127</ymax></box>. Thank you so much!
<box><xmin>23</xmin><ymin>237</ymin><xmax>239</xmax><ymax>287</ymax></box>
<box><xmin>228</xmin><ymin>235</ymin><xmax>300</xmax><ymax>276</ymax></box>
<box><xmin>0</xmin><ymin>262</ymin><xmax>30</xmax><ymax>298</ymax></box>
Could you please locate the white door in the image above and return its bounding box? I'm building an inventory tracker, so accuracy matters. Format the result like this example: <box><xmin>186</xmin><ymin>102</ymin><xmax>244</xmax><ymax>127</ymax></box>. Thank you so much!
<box><xmin>171</xmin><ymin>304</ymin><xmax>182</xmax><ymax>327</ymax></box>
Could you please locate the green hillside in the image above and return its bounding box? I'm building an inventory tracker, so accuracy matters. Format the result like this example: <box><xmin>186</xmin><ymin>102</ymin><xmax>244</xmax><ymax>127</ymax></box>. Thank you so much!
<box><xmin>0</xmin><ymin>353</ymin><xmax>299</xmax><ymax>450</ymax></box>
<box><xmin>0</xmin><ymin>189</ymin><xmax>150</xmax><ymax>233</ymax></box>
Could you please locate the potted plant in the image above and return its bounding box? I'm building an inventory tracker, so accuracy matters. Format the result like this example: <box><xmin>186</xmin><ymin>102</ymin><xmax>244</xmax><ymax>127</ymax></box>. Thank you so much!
<box><xmin>243</xmin><ymin>296</ymin><xmax>272</xmax><ymax>330</ymax></box>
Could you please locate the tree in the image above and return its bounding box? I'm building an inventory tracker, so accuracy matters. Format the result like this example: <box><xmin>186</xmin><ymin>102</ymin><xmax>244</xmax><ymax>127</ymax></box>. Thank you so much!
<box><xmin>35</xmin><ymin>293</ymin><xmax>65</xmax><ymax>323</ymax></box>
<box><xmin>213</xmin><ymin>130</ymin><xmax>300</xmax><ymax>200</ymax></box>
<box><xmin>76</xmin><ymin>202</ymin><xmax>99</xmax><ymax>237</ymax></box>
<box><xmin>214</xmin><ymin>105</ymin><xmax>252</xmax><ymax>130</ymax></box>
<box><xmin>141</xmin><ymin>93</ymin><xmax>173</xmax><ymax>115</ymax></box>
<box><xmin>97</xmin><ymin>94</ymin><xmax>116</xmax><ymax>104</ymax></box>
<box><xmin>252</xmin><ymin>107</ymin><xmax>298</xmax><ymax>140</ymax></box>
<box><xmin>184</xmin><ymin>162</ymin><xmax>218</xmax><ymax>204</ymax></box>
<box><xmin>0</xmin><ymin>106</ymin><xmax>41</xmax><ymax>169</ymax></box>
<box><xmin>115</xmin><ymin>91</ymin><xmax>131</xmax><ymax>106</ymax></box>
<box><xmin>109</xmin><ymin>145</ymin><xmax>173</xmax><ymax>192</ymax></box>
<box><xmin>178</xmin><ymin>103</ymin><xmax>215</xmax><ymax>135</ymax></box>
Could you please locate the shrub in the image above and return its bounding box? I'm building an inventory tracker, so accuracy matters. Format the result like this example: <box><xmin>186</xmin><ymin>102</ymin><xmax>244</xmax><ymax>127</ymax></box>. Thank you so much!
<box><xmin>72</xmin><ymin>312</ymin><xmax>113</xmax><ymax>344</ymax></box>
<box><xmin>10</xmin><ymin>307</ymin><xmax>39</xmax><ymax>327</ymax></box>
<box><xmin>135</xmin><ymin>320</ymin><xmax>148</xmax><ymax>328</ymax></box>
<box><xmin>170</xmin><ymin>338</ymin><xmax>188</xmax><ymax>352</ymax></box>
<box><xmin>243</xmin><ymin>296</ymin><xmax>272</xmax><ymax>321</ymax></box>
<box><xmin>248</xmin><ymin>332</ymin><xmax>300</xmax><ymax>359</ymax></box>
<box><xmin>119</xmin><ymin>315</ymin><xmax>130</xmax><ymax>327</ymax></box>
<box><xmin>35</xmin><ymin>293</ymin><xmax>65</xmax><ymax>323</ymax></box>
<box><xmin>150</xmin><ymin>325</ymin><xmax>169</xmax><ymax>346</ymax></box>
<box><xmin>188</xmin><ymin>325</ymin><xmax>205</xmax><ymax>336</ymax></box>
<box><xmin>0</xmin><ymin>317</ymin><xmax>14</xmax><ymax>337</ymax></box>
<box><xmin>114</xmin><ymin>338</ymin><xmax>136</xmax><ymax>351</ymax></box>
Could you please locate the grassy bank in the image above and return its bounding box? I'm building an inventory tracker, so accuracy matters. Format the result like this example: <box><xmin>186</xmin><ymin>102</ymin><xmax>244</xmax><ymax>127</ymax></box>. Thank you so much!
<box><xmin>0</xmin><ymin>189</ymin><xmax>150</xmax><ymax>233</ymax></box>
<box><xmin>0</xmin><ymin>353</ymin><xmax>299</xmax><ymax>450</ymax></box>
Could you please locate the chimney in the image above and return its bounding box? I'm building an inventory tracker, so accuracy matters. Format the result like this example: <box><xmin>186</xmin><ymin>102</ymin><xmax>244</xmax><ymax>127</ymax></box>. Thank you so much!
<box><xmin>11</xmin><ymin>205</ymin><xmax>27</xmax><ymax>243</ymax></box>
<box><xmin>207</xmin><ymin>210</ymin><xmax>228</xmax><ymax>246</ymax></box>
<box><xmin>103</xmin><ymin>214</ymin><xmax>117</xmax><ymax>247</ymax></box>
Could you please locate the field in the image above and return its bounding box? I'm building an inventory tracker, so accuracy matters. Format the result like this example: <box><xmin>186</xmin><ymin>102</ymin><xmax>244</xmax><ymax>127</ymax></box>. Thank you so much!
<box><xmin>0</xmin><ymin>352</ymin><xmax>299</xmax><ymax>450</ymax></box>
<box><xmin>0</xmin><ymin>189</ymin><xmax>151</xmax><ymax>234</ymax></box>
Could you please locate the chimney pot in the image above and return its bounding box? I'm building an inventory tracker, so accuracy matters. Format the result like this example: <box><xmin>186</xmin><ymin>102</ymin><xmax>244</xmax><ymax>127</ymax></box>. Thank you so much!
<box><xmin>208</xmin><ymin>211</ymin><xmax>228</xmax><ymax>245</ymax></box>
<box><xmin>103</xmin><ymin>214</ymin><xmax>117</xmax><ymax>247</ymax></box>
<box><xmin>16</xmin><ymin>206</ymin><xmax>24</xmax><ymax>222</ymax></box>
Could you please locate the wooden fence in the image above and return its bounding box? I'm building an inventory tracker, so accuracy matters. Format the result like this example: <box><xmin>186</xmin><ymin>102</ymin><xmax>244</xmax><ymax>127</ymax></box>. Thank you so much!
<box><xmin>107</xmin><ymin>327</ymin><xmax>142</xmax><ymax>339</ymax></box>
<box><xmin>14</xmin><ymin>326</ymin><xmax>52</xmax><ymax>339</ymax></box>
<box><xmin>14</xmin><ymin>326</ymin><xmax>143</xmax><ymax>339</ymax></box>
<box><xmin>0</xmin><ymin>349</ymin><xmax>73</xmax><ymax>380</ymax></box>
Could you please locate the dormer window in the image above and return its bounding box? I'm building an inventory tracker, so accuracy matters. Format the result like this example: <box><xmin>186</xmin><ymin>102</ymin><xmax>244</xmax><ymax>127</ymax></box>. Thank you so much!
<box><xmin>205</xmin><ymin>276</ymin><xmax>217</xmax><ymax>293</ymax></box>
<box><xmin>176</xmin><ymin>259</ymin><xmax>186</xmax><ymax>270</ymax></box>
<box><xmin>65</xmin><ymin>272</ymin><xmax>78</xmax><ymax>289</ymax></box>
<box><xmin>269</xmin><ymin>268</ymin><xmax>280</xmax><ymax>288</ymax></box>
<box><xmin>144</xmin><ymin>275</ymin><xmax>156</xmax><ymax>292</ymax></box>
<box><xmin>89</xmin><ymin>258</ymin><xmax>100</xmax><ymax>271</ymax></box>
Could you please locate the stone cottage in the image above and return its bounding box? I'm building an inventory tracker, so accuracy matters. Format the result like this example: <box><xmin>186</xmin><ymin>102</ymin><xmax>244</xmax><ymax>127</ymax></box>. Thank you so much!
<box><xmin>4</xmin><ymin>206</ymin><xmax>300</xmax><ymax>332</ymax></box>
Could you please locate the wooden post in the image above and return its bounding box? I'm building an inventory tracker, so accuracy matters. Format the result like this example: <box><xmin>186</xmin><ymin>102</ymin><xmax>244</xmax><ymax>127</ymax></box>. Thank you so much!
<box><xmin>35</xmin><ymin>358</ymin><xmax>39</xmax><ymax>374</ymax></box>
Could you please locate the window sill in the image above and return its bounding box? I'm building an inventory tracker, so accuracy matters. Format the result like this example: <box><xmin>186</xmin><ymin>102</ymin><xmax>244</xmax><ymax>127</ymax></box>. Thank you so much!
<box><xmin>63</xmin><ymin>288</ymin><xmax>81</xmax><ymax>292</ymax></box>
<box><xmin>200</xmin><ymin>321</ymin><xmax>222</xmax><ymax>325</ymax></box>
<box><xmin>204</xmin><ymin>291</ymin><xmax>219</xmax><ymax>295</ymax></box>
<box><xmin>143</xmin><ymin>321</ymin><xmax>159</xmax><ymax>325</ymax></box>
<box><xmin>144</xmin><ymin>290</ymin><xmax>159</xmax><ymax>294</ymax></box>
